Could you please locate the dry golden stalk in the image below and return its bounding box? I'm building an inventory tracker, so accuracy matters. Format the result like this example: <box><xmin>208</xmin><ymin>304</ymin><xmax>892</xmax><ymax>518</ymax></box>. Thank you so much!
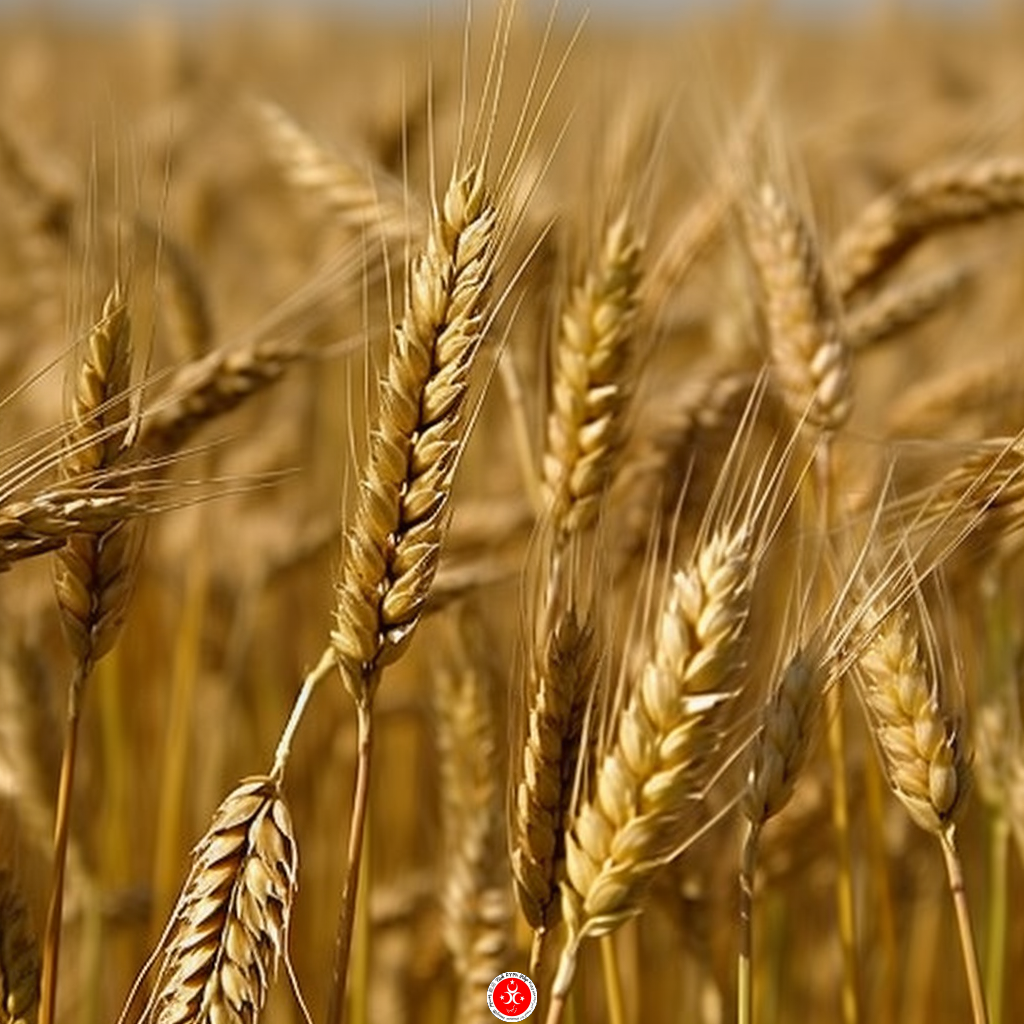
<box><xmin>53</xmin><ymin>283</ymin><xmax>138</xmax><ymax>665</ymax></box>
<box><xmin>0</xmin><ymin>868</ymin><xmax>40</xmax><ymax>1024</ymax></box>
<box><xmin>255</xmin><ymin>99</ymin><xmax>412</xmax><ymax>244</ymax></box>
<box><xmin>855</xmin><ymin>601</ymin><xmax>969</xmax><ymax>834</ymax></box>
<box><xmin>128</xmin><ymin>776</ymin><xmax>298</xmax><ymax>1024</ymax></box>
<box><xmin>512</xmin><ymin>604</ymin><xmax>597</xmax><ymax>936</ymax></box>
<box><xmin>560</xmin><ymin>522</ymin><xmax>756</xmax><ymax>948</ymax></box>
<box><xmin>744</xmin><ymin>183</ymin><xmax>852</xmax><ymax>434</ymax></box>
<box><xmin>331</xmin><ymin>165</ymin><xmax>498</xmax><ymax>705</ymax></box>
<box><xmin>845</xmin><ymin>264</ymin><xmax>969</xmax><ymax>352</ymax></box>
<box><xmin>541</xmin><ymin>213</ymin><xmax>642</xmax><ymax>535</ymax></box>
<box><xmin>435</xmin><ymin>617</ymin><xmax>510</xmax><ymax>1024</ymax></box>
<box><xmin>833</xmin><ymin>155</ymin><xmax>1024</xmax><ymax>299</ymax></box>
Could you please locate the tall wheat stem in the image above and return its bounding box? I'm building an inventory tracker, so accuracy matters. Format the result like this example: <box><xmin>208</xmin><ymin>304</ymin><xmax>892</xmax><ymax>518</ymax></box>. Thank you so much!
<box><xmin>39</xmin><ymin>660</ymin><xmax>89</xmax><ymax>1024</ymax></box>
<box><xmin>599</xmin><ymin>934</ymin><xmax>625</xmax><ymax>1024</ymax></box>
<box><xmin>816</xmin><ymin>440</ymin><xmax>860</xmax><ymax>1024</ymax></box>
<box><xmin>738</xmin><ymin>821</ymin><xmax>761</xmax><ymax>1024</ymax></box>
<box><xmin>985</xmin><ymin>813</ymin><xmax>1009</xmax><ymax>1024</ymax></box>
<box><xmin>326</xmin><ymin>698</ymin><xmax>374</xmax><ymax>1024</ymax></box>
<box><xmin>940</xmin><ymin>827</ymin><xmax>989</xmax><ymax>1024</ymax></box>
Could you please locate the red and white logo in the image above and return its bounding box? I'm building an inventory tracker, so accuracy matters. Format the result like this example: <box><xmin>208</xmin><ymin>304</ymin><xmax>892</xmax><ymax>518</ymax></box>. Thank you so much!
<box><xmin>486</xmin><ymin>971</ymin><xmax>538</xmax><ymax>1020</ymax></box>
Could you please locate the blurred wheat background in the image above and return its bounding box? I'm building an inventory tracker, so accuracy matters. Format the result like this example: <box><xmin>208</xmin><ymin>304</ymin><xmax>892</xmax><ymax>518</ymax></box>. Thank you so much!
<box><xmin>1</xmin><ymin>2</ymin><xmax>1024</xmax><ymax>1024</ymax></box>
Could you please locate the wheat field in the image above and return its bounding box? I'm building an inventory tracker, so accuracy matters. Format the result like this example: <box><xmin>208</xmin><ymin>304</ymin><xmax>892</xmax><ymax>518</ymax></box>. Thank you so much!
<box><xmin>1</xmin><ymin>3</ymin><xmax>1024</xmax><ymax>1024</ymax></box>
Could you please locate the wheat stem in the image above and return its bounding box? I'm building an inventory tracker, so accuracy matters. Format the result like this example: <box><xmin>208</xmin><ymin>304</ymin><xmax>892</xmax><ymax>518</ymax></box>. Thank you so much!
<box><xmin>271</xmin><ymin>646</ymin><xmax>338</xmax><ymax>782</ymax></box>
<box><xmin>599</xmin><ymin>934</ymin><xmax>625</xmax><ymax>1024</ymax></box>
<box><xmin>985</xmin><ymin>813</ymin><xmax>1009</xmax><ymax>1024</ymax></box>
<box><xmin>738</xmin><ymin>821</ymin><xmax>760</xmax><ymax>1024</ymax></box>
<box><xmin>940</xmin><ymin>826</ymin><xmax>989</xmax><ymax>1024</ymax></box>
<box><xmin>326</xmin><ymin>698</ymin><xmax>374</xmax><ymax>1024</ymax></box>
<box><xmin>38</xmin><ymin>659</ymin><xmax>88</xmax><ymax>1024</ymax></box>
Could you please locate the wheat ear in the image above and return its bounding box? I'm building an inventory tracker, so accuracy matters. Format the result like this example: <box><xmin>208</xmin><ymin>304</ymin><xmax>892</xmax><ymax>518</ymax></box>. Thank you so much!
<box><xmin>548</xmin><ymin>518</ymin><xmax>760</xmax><ymax>1021</ymax></box>
<box><xmin>855</xmin><ymin>596</ymin><xmax>985</xmax><ymax>1024</ymax></box>
<box><xmin>745</xmin><ymin>177</ymin><xmax>859</xmax><ymax>1024</ymax></box>
<box><xmin>120</xmin><ymin>775</ymin><xmax>298</xmax><ymax>1024</ymax></box>
<box><xmin>42</xmin><ymin>282</ymin><xmax>138</xmax><ymax>1024</ymax></box>
<box><xmin>745</xmin><ymin>182</ymin><xmax>852</xmax><ymax>435</ymax></box>
<box><xmin>542</xmin><ymin>212</ymin><xmax>642</xmax><ymax>535</ymax></box>
<box><xmin>738</xmin><ymin>643</ymin><xmax>826</xmax><ymax>1024</ymax></box>
<box><xmin>256</xmin><ymin>99</ymin><xmax>412</xmax><ymax>245</ymax></box>
<box><xmin>0</xmin><ymin>868</ymin><xmax>40</xmax><ymax>1024</ymax></box>
<box><xmin>0</xmin><ymin>487</ymin><xmax>156</xmax><ymax>569</ymax></box>
<box><xmin>435</xmin><ymin>615</ymin><xmax>510</xmax><ymax>1024</ymax></box>
<box><xmin>327</xmin><ymin>164</ymin><xmax>497</xmax><ymax>1024</ymax></box>
<box><xmin>845</xmin><ymin>263</ymin><xmax>969</xmax><ymax>352</ymax></box>
<box><xmin>833</xmin><ymin>155</ymin><xmax>1024</xmax><ymax>299</ymax></box>
<box><xmin>511</xmin><ymin>598</ymin><xmax>597</xmax><ymax>945</ymax></box>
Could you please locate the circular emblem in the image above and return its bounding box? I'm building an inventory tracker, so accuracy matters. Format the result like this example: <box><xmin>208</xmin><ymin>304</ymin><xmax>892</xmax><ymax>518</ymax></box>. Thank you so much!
<box><xmin>486</xmin><ymin>971</ymin><xmax>538</xmax><ymax>1020</ymax></box>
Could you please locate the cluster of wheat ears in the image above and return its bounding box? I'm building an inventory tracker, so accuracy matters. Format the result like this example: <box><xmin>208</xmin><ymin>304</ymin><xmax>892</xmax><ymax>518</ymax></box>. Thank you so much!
<box><xmin>3</xmin><ymin>2</ymin><xmax>1024</xmax><ymax>1023</ymax></box>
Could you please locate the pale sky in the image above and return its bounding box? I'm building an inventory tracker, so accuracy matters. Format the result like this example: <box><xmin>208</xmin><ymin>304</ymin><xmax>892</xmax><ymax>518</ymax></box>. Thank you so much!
<box><xmin>0</xmin><ymin>0</ymin><xmax>992</xmax><ymax>21</ymax></box>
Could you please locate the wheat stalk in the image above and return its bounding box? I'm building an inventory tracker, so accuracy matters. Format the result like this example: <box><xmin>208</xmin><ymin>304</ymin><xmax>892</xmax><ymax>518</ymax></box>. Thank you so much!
<box><xmin>42</xmin><ymin>282</ymin><xmax>139</xmax><ymax>1024</ymax></box>
<box><xmin>855</xmin><ymin>594</ymin><xmax>985</xmax><ymax>1024</ymax></box>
